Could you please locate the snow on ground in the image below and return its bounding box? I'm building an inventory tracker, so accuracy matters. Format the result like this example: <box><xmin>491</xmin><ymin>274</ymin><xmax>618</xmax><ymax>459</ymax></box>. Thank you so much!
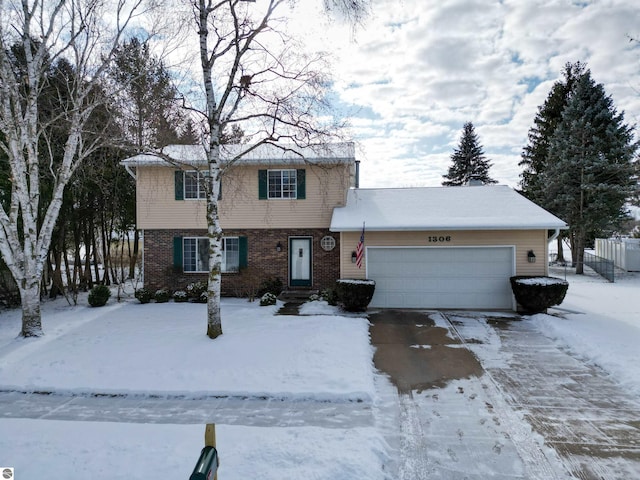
<box><xmin>532</xmin><ymin>266</ymin><xmax>640</xmax><ymax>397</ymax></box>
<box><xmin>1</xmin><ymin>265</ymin><xmax>640</xmax><ymax>478</ymax></box>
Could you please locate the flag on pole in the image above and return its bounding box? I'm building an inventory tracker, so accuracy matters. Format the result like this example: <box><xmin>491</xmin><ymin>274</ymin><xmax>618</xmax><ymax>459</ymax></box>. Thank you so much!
<box><xmin>356</xmin><ymin>223</ymin><xmax>365</xmax><ymax>269</ymax></box>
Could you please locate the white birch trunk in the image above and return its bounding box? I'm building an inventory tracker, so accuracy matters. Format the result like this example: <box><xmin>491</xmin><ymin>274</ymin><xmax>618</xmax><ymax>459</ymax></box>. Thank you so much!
<box><xmin>0</xmin><ymin>0</ymin><xmax>149</xmax><ymax>337</ymax></box>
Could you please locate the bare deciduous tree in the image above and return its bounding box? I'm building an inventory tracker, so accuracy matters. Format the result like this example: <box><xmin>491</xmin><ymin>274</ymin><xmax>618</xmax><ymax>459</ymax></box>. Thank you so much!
<box><xmin>190</xmin><ymin>0</ymin><xmax>354</xmax><ymax>338</ymax></box>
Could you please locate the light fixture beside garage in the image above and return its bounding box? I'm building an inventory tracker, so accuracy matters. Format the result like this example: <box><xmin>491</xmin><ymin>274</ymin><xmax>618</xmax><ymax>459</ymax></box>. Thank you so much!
<box><xmin>351</xmin><ymin>251</ymin><xmax>357</xmax><ymax>263</ymax></box>
<box><xmin>276</xmin><ymin>241</ymin><xmax>283</xmax><ymax>252</ymax></box>
<box><xmin>527</xmin><ymin>250</ymin><xmax>536</xmax><ymax>263</ymax></box>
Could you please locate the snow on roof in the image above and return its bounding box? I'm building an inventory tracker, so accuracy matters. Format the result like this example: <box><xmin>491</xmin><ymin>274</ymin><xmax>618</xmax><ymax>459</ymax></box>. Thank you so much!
<box><xmin>120</xmin><ymin>142</ymin><xmax>355</xmax><ymax>167</ymax></box>
<box><xmin>330</xmin><ymin>186</ymin><xmax>568</xmax><ymax>231</ymax></box>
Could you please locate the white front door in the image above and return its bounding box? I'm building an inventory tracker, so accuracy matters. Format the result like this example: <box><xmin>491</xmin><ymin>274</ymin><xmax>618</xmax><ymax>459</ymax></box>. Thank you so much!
<box><xmin>290</xmin><ymin>237</ymin><xmax>312</xmax><ymax>287</ymax></box>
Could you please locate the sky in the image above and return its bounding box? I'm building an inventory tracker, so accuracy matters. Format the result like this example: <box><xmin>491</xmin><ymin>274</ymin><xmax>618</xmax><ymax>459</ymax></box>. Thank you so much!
<box><xmin>293</xmin><ymin>0</ymin><xmax>640</xmax><ymax>188</ymax></box>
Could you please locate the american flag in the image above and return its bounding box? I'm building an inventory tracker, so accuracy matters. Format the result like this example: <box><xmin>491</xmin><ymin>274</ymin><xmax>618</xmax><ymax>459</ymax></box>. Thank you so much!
<box><xmin>356</xmin><ymin>223</ymin><xmax>365</xmax><ymax>269</ymax></box>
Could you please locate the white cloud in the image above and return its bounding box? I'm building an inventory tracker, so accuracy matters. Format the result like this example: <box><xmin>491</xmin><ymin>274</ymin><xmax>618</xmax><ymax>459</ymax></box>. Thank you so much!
<box><xmin>319</xmin><ymin>0</ymin><xmax>640</xmax><ymax>188</ymax></box>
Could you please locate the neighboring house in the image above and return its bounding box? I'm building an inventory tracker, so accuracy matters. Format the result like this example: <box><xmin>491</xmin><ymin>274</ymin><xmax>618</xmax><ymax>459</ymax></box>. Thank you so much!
<box><xmin>330</xmin><ymin>186</ymin><xmax>568</xmax><ymax>310</ymax></box>
<box><xmin>121</xmin><ymin>143</ymin><xmax>357</xmax><ymax>295</ymax></box>
<box><xmin>123</xmin><ymin>145</ymin><xmax>568</xmax><ymax>310</ymax></box>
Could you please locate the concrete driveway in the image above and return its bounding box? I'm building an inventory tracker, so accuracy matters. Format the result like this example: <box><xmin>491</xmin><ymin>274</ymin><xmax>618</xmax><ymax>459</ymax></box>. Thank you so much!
<box><xmin>369</xmin><ymin>309</ymin><xmax>640</xmax><ymax>480</ymax></box>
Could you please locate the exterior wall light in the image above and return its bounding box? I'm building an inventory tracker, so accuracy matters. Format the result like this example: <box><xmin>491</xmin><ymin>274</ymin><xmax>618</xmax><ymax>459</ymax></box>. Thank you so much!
<box><xmin>276</xmin><ymin>242</ymin><xmax>283</xmax><ymax>252</ymax></box>
<box><xmin>527</xmin><ymin>250</ymin><xmax>536</xmax><ymax>263</ymax></box>
<box><xmin>351</xmin><ymin>251</ymin><xmax>357</xmax><ymax>263</ymax></box>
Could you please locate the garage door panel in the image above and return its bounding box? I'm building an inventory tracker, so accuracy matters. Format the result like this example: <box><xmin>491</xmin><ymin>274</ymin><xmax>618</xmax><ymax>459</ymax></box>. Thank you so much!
<box><xmin>368</xmin><ymin>247</ymin><xmax>514</xmax><ymax>309</ymax></box>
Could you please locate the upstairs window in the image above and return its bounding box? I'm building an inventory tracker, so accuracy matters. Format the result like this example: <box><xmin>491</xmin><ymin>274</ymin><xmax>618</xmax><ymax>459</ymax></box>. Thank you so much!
<box><xmin>258</xmin><ymin>169</ymin><xmax>306</xmax><ymax>200</ymax></box>
<box><xmin>184</xmin><ymin>171</ymin><xmax>209</xmax><ymax>200</ymax></box>
<box><xmin>268</xmin><ymin>169</ymin><xmax>297</xmax><ymax>199</ymax></box>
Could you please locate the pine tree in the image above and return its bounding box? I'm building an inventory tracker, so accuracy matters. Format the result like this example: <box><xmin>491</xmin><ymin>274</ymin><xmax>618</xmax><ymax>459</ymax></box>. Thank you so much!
<box><xmin>544</xmin><ymin>71</ymin><xmax>638</xmax><ymax>273</ymax></box>
<box><xmin>519</xmin><ymin>62</ymin><xmax>585</xmax><ymax>204</ymax></box>
<box><xmin>442</xmin><ymin>122</ymin><xmax>497</xmax><ymax>186</ymax></box>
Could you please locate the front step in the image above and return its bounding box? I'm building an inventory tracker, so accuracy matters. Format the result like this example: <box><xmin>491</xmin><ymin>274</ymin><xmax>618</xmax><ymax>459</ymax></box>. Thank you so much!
<box><xmin>277</xmin><ymin>289</ymin><xmax>318</xmax><ymax>302</ymax></box>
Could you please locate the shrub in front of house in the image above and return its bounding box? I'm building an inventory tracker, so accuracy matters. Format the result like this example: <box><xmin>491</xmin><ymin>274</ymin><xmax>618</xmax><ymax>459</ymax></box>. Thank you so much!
<box><xmin>510</xmin><ymin>276</ymin><xmax>569</xmax><ymax>313</ymax></box>
<box><xmin>260</xmin><ymin>292</ymin><xmax>277</xmax><ymax>306</ymax></box>
<box><xmin>257</xmin><ymin>276</ymin><xmax>284</xmax><ymax>297</ymax></box>
<box><xmin>173</xmin><ymin>290</ymin><xmax>188</xmax><ymax>303</ymax></box>
<box><xmin>154</xmin><ymin>288</ymin><xmax>171</xmax><ymax>303</ymax></box>
<box><xmin>134</xmin><ymin>288</ymin><xmax>153</xmax><ymax>304</ymax></box>
<box><xmin>186</xmin><ymin>281</ymin><xmax>207</xmax><ymax>301</ymax></box>
<box><xmin>321</xmin><ymin>287</ymin><xmax>338</xmax><ymax>306</ymax></box>
<box><xmin>197</xmin><ymin>291</ymin><xmax>208</xmax><ymax>303</ymax></box>
<box><xmin>88</xmin><ymin>285</ymin><xmax>111</xmax><ymax>307</ymax></box>
<box><xmin>335</xmin><ymin>279</ymin><xmax>376</xmax><ymax>312</ymax></box>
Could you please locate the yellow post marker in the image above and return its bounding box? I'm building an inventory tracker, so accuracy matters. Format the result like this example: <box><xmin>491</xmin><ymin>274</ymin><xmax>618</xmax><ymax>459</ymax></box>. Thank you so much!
<box><xmin>205</xmin><ymin>424</ymin><xmax>218</xmax><ymax>480</ymax></box>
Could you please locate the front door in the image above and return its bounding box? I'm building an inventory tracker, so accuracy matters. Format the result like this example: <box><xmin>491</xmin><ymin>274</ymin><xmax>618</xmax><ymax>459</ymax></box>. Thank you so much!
<box><xmin>289</xmin><ymin>237</ymin><xmax>312</xmax><ymax>287</ymax></box>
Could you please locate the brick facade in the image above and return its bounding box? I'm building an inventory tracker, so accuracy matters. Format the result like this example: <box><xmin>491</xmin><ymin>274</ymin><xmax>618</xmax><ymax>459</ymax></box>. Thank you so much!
<box><xmin>143</xmin><ymin>228</ymin><xmax>340</xmax><ymax>295</ymax></box>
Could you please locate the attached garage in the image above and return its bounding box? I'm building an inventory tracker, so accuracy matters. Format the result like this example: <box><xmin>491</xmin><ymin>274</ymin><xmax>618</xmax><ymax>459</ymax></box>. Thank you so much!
<box><xmin>330</xmin><ymin>186</ymin><xmax>568</xmax><ymax>311</ymax></box>
<box><xmin>368</xmin><ymin>246</ymin><xmax>514</xmax><ymax>309</ymax></box>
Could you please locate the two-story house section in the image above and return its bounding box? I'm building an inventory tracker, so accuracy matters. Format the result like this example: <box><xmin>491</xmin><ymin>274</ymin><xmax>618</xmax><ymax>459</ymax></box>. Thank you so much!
<box><xmin>121</xmin><ymin>143</ymin><xmax>357</xmax><ymax>294</ymax></box>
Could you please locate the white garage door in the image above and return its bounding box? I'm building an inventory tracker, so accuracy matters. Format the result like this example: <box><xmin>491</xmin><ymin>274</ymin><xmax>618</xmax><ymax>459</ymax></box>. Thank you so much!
<box><xmin>368</xmin><ymin>247</ymin><xmax>514</xmax><ymax>309</ymax></box>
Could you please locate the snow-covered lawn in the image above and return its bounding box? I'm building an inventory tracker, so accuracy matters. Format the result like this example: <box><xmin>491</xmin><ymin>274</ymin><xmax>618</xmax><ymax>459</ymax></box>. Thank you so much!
<box><xmin>0</xmin><ymin>297</ymin><xmax>384</xmax><ymax>479</ymax></box>
<box><xmin>1</xmin><ymin>266</ymin><xmax>639</xmax><ymax>479</ymax></box>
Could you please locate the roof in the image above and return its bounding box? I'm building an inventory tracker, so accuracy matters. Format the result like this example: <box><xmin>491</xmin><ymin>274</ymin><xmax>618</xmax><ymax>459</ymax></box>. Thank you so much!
<box><xmin>330</xmin><ymin>186</ymin><xmax>568</xmax><ymax>232</ymax></box>
<box><xmin>120</xmin><ymin>142</ymin><xmax>355</xmax><ymax>168</ymax></box>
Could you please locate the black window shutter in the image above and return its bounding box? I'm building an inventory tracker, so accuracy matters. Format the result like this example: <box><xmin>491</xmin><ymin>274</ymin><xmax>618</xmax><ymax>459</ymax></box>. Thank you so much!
<box><xmin>258</xmin><ymin>170</ymin><xmax>267</xmax><ymax>199</ymax></box>
<box><xmin>239</xmin><ymin>236</ymin><xmax>248</xmax><ymax>269</ymax></box>
<box><xmin>296</xmin><ymin>169</ymin><xmax>306</xmax><ymax>199</ymax></box>
<box><xmin>174</xmin><ymin>171</ymin><xmax>184</xmax><ymax>200</ymax></box>
<box><xmin>173</xmin><ymin>237</ymin><xmax>183</xmax><ymax>268</ymax></box>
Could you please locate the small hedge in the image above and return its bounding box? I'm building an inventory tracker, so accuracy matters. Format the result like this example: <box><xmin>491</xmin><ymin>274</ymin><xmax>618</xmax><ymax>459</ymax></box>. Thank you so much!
<box><xmin>155</xmin><ymin>288</ymin><xmax>171</xmax><ymax>303</ymax></box>
<box><xmin>186</xmin><ymin>281</ymin><xmax>207</xmax><ymax>302</ymax></box>
<box><xmin>335</xmin><ymin>279</ymin><xmax>376</xmax><ymax>312</ymax></box>
<box><xmin>173</xmin><ymin>290</ymin><xmax>189</xmax><ymax>303</ymax></box>
<box><xmin>510</xmin><ymin>276</ymin><xmax>569</xmax><ymax>313</ymax></box>
<box><xmin>88</xmin><ymin>285</ymin><xmax>111</xmax><ymax>307</ymax></box>
<box><xmin>135</xmin><ymin>288</ymin><xmax>153</xmax><ymax>304</ymax></box>
<box><xmin>257</xmin><ymin>277</ymin><xmax>284</xmax><ymax>297</ymax></box>
<box><xmin>260</xmin><ymin>292</ymin><xmax>277</xmax><ymax>306</ymax></box>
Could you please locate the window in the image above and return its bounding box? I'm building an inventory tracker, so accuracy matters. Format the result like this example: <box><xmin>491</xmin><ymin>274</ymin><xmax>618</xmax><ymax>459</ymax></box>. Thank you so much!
<box><xmin>221</xmin><ymin>237</ymin><xmax>240</xmax><ymax>272</ymax></box>
<box><xmin>268</xmin><ymin>169</ymin><xmax>297</xmax><ymax>199</ymax></box>
<box><xmin>184</xmin><ymin>171</ymin><xmax>209</xmax><ymax>199</ymax></box>
<box><xmin>183</xmin><ymin>237</ymin><xmax>209</xmax><ymax>272</ymax></box>
<box><xmin>182</xmin><ymin>237</ymin><xmax>240</xmax><ymax>273</ymax></box>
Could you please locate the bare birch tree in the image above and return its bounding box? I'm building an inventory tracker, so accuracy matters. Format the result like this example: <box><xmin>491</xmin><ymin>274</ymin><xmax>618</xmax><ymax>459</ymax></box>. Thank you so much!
<box><xmin>191</xmin><ymin>0</ymin><xmax>363</xmax><ymax>338</ymax></box>
<box><xmin>0</xmin><ymin>0</ymin><xmax>153</xmax><ymax>337</ymax></box>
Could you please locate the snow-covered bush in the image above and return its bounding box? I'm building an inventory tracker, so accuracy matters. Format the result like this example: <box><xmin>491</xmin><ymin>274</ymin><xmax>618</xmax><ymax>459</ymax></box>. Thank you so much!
<box><xmin>186</xmin><ymin>281</ymin><xmax>207</xmax><ymax>301</ymax></box>
<box><xmin>154</xmin><ymin>288</ymin><xmax>171</xmax><ymax>303</ymax></box>
<box><xmin>308</xmin><ymin>293</ymin><xmax>321</xmax><ymax>301</ymax></box>
<box><xmin>173</xmin><ymin>290</ymin><xmax>188</xmax><ymax>303</ymax></box>
<box><xmin>257</xmin><ymin>276</ymin><xmax>284</xmax><ymax>297</ymax></box>
<box><xmin>88</xmin><ymin>285</ymin><xmax>110</xmax><ymax>307</ymax></box>
<box><xmin>134</xmin><ymin>288</ymin><xmax>153</xmax><ymax>304</ymax></box>
<box><xmin>197</xmin><ymin>291</ymin><xmax>208</xmax><ymax>304</ymax></box>
<box><xmin>335</xmin><ymin>279</ymin><xmax>376</xmax><ymax>312</ymax></box>
<box><xmin>510</xmin><ymin>276</ymin><xmax>569</xmax><ymax>313</ymax></box>
<box><xmin>260</xmin><ymin>292</ymin><xmax>277</xmax><ymax>306</ymax></box>
<box><xmin>321</xmin><ymin>288</ymin><xmax>338</xmax><ymax>306</ymax></box>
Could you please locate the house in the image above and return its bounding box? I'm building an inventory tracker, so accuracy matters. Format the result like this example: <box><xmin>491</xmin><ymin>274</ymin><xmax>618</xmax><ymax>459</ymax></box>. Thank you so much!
<box><xmin>120</xmin><ymin>143</ymin><xmax>357</xmax><ymax>295</ymax></box>
<box><xmin>122</xmin><ymin>145</ymin><xmax>567</xmax><ymax>310</ymax></box>
<box><xmin>330</xmin><ymin>186</ymin><xmax>567</xmax><ymax>310</ymax></box>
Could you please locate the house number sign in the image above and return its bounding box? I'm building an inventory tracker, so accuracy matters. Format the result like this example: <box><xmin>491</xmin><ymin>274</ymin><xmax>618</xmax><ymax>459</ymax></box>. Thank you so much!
<box><xmin>428</xmin><ymin>235</ymin><xmax>452</xmax><ymax>243</ymax></box>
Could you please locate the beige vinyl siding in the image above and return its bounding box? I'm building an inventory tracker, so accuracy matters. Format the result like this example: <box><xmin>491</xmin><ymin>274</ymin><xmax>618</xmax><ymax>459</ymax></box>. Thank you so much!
<box><xmin>136</xmin><ymin>164</ymin><xmax>351</xmax><ymax>230</ymax></box>
<box><xmin>339</xmin><ymin>230</ymin><xmax>550</xmax><ymax>279</ymax></box>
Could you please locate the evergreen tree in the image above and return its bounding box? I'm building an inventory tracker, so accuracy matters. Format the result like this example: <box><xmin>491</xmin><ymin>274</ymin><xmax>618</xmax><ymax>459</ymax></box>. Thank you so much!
<box><xmin>442</xmin><ymin>122</ymin><xmax>497</xmax><ymax>186</ymax></box>
<box><xmin>108</xmin><ymin>37</ymin><xmax>185</xmax><ymax>149</ymax></box>
<box><xmin>519</xmin><ymin>62</ymin><xmax>585</xmax><ymax>203</ymax></box>
<box><xmin>544</xmin><ymin>71</ymin><xmax>638</xmax><ymax>274</ymax></box>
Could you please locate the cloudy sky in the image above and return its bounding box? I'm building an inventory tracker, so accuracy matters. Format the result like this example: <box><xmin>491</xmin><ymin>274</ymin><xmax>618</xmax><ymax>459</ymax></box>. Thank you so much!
<box><xmin>292</xmin><ymin>0</ymin><xmax>640</xmax><ymax>188</ymax></box>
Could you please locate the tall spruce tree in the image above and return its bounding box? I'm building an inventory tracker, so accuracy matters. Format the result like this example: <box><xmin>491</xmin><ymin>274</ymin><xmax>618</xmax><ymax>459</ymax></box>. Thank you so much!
<box><xmin>544</xmin><ymin>71</ymin><xmax>638</xmax><ymax>274</ymax></box>
<box><xmin>519</xmin><ymin>62</ymin><xmax>585</xmax><ymax>203</ymax></box>
<box><xmin>442</xmin><ymin>122</ymin><xmax>497</xmax><ymax>186</ymax></box>
<box><xmin>519</xmin><ymin>62</ymin><xmax>585</xmax><ymax>262</ymax></box>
